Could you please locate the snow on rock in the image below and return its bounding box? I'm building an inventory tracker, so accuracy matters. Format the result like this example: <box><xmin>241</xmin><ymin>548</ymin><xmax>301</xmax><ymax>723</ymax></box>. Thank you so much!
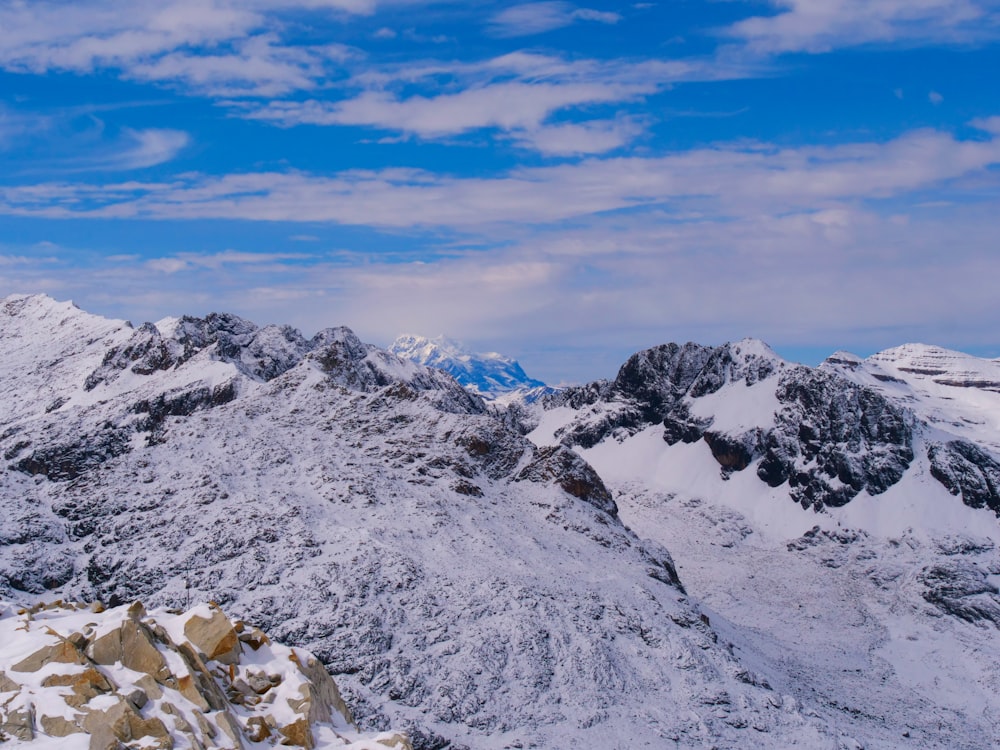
<box><xmin>0</xmin><ymin>599</ymin><xmax>410</xmax><ymax>749</ymax></box>
<box><xmin>0</xmin><ymin>295</ymin><xmax>839</xmax><ymax>750</ymax></box>
<box><xmin>527</xmin><ymin>336</ymin><xmax>1000</xmax><ymax>749</ymax></box>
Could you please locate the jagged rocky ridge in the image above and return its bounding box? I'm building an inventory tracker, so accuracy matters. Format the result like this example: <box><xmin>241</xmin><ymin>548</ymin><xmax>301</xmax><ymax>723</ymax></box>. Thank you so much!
<box><xmin>539</xmin><ymin>338</ymin><xmax>1000</xmax><ymax>514</ymax></box>
<box><xmin>0</xmin><ymin>295</ymin><xmax>840</xmax><ymax>749</ymax></box>
<box><xmin>525</xmin><ymin>337</ymin><xmax>1000</xmax><ymax>747</ymax></box>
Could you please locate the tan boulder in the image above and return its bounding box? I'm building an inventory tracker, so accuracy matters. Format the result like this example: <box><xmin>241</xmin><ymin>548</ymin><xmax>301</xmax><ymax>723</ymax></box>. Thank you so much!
<box><xmin>277</xmin><ymin>716</ymin><xmax>314</xmax><ymax>749</ymax></box>
<box><xmin>121</xmin><ymin>619</ymin><xmax>173</xmax><ymax>686</ymax></box>
<box><xmin>82</xmin><ymin>696</ymin><xmax>173</xmax><ymax>750</ymax></box>
<box><xmin>41</xmin><ymin>666</ymin><xmax>114</xmax><ymax>708</ymax></box>
<box><xmin>292</xmin><ymin>653</ymin><xmax>355</xmax><ymax>728</ymax></box>
<box><xmin>11</xmin><ymin>639</ymin><xmax>86</xmax><ymax>673</ymax></box>
<box><xmin>247</xmin><ymin>716</ymin><xmax>272</xmax><ymax>742</ymax></box>
<box><xmin>183</xmin><ymin>606</ymin><xmax>241</xmax><ymax>665</ymax></box>
<box><xmin>237</xmin><ymin>626</ymin><xmax>270</xmax><ymax>651</ymax></box>
<box><xmin>376</xmin><ymin>733</ymin><xmax>414</xmax><ymax>749</ymax></box>
<box><xmin>88</xmin><ymin>626</ymin><xmax>123</xmax><ymax>665</ymax></box>
<box><xmin>0</xmin><ymin>670</ymin><xmax>20</xmax><ymax>692</ymax></box>
<box><xmin>83</xmin><ymin>698</ymin><xmax>131</xmax><ymax>750</ymax></box>
<box><xmin>39</xmin><ymin>712</ymin><xmax>85</xmax><ymax>737</ymax></box>
<box><xmin>193</xmin><ymin>709</ymin><xmax>218</xmax><ymax>741</ymax></box>
<box><xmin>176</xmin><ymin>642</ymin><xmax>228</xmax><ymax>711</ymax></box>
<box><xmin>135</xmin><ymin>672</ymin><xmax>164</xmax><ymax>701</ymax></box>
<box><xmin>215</xmin><ymin>710</ymin><xmax>246</xmax><ymax>749</ymax></box>
<box><xmin>4</xmin><ymin>705</ymin><xmax>35</xmax><ymax>741</ymax></box>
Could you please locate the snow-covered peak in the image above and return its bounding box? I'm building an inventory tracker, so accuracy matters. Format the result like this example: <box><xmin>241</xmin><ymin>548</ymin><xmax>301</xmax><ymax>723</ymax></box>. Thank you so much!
<box><xmin>389</xmin><ymin>333</ymin><xmax>546</xmax><ymax>397</ymax></box>
<box><xmin>868</xmin><ymin>343</ymin><xmax>1000</xmax><ymax>388</ymax></box>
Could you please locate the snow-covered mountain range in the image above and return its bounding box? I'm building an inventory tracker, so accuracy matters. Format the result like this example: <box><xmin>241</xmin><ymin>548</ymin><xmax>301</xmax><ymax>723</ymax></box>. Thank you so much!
<box><xmin>2</xmin><ymin>294</ymin><xmax>1000</xmax><ymax>749</ymax></box>
<box><xmin>388</xmin><ymin>334</ymin><xmax>550</xmax><ymax>400</ymax></box>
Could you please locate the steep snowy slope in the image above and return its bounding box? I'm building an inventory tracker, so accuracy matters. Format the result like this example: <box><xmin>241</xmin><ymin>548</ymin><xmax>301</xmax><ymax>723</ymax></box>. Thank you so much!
<box><xmin>529</xmin><ymin>338</ymin><xmax>1000</xmax><ymax>749</ymax></box>
<box><xmin>0</xmin><ymin>296</ymin><xmax>840</xmax><ymax>750</ymax></box>
<box><xmin>389</xmin><ymin>335</ymin><xmax>549</xmax><ymax>399</ymax></box>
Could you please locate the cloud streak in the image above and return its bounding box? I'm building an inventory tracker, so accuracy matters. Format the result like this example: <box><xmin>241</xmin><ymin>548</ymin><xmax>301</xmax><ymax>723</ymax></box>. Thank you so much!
<box><xmin>487</xmin><ymin>2</ymin><xmax>621</xmax><ymax>37</ymax></box>
<box><xmin>2</xmin><ymin>125</ymin><xmax>997</xmax><ymax>226</ymax></box>
<box><xmin>725</xmin><ymin>0</ymin><xmax>1000</xmax><ymax>54</ymax></box>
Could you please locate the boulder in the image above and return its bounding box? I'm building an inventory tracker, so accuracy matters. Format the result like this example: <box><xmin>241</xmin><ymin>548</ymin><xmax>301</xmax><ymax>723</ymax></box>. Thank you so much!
<box><xmin>11</xmin><ymin>639</ymin><xmax>86</xmax><ymax>672</ymax></box>
<box><xmin>183</xmin><ymin>606</ymin><xmax>241</xmax><ymax>665</ymax></box>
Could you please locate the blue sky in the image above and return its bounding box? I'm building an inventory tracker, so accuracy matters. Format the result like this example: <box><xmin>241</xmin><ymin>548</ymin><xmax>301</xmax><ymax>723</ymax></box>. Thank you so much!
<box><xmin>1</xmin><ymin>0</ymin><xmax>999</xmax><ymax>383</ymax></box>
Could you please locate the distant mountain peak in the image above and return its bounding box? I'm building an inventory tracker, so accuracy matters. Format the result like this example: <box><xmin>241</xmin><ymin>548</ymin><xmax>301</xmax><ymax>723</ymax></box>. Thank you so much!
<box><xmin>389</xmin><ymin>333</ymin><xmax>546</xmax><ymax>397</ymax></box>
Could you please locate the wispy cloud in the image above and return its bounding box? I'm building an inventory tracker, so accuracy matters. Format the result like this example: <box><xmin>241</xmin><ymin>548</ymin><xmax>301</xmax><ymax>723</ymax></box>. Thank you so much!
<box><xmin>0</xmin><ymin>0</ymin><xmax>369</xmax><ymax>97</ymax></box>
<box><xmin>146</xmin><ymin>249</ymin><xmax>312</xmax><ymax>273</ymax></box>
<box><xmin>3</xmin><ymin>198</ymin><xmax>998</xmax><ymax>383</ymax></box>
<box><xmin>242</xmin><ymin>52</ymin><xmax>742</xmax><ymax>151</ymax></box>
<box><xmin>105</xmin><ymin>128</ymin><xmax>190</xmax><ymax>170</ymax></box>
<box><xmin>725</xmin><ymin>0</ymin><xmax>1000</xmax><ymax>54</ymax></box>
<box><xmin>488</xmin><ymin>2</ymin><xmax>621</xmax><ymax>38</ymax></box>
<box><xmin>2</xmin><ymin>125</ymin><xmax>998</xmax><ymax>226</ymax></box>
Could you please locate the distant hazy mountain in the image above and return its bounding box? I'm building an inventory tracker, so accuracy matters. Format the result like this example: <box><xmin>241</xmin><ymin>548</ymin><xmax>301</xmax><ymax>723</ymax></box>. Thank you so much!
<box><xmin>389</xmin><ymin>334</ymin><xmax>548</xmax><ymax>398</ymax></box>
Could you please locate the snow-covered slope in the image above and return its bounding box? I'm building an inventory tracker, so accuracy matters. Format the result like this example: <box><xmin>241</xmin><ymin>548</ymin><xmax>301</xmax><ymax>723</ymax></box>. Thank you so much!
<box><xmin>528</xmin><ymin>337</ymin><xmax>1000</xmax><ymax>748</ymax></box>
<box><xmin>823</xmin><ymin>343</ymin><xmax>1000</xmax><ymax>453</ymax></box>
<box><xmin>0</xmin><ymin>296</ymin><xmax>841</xmax><ymax>750</ymax></box>
<box><xmin>389</xmin><ymin>334</ymin><xmax>549</xmax><ymax>399</ymax></box>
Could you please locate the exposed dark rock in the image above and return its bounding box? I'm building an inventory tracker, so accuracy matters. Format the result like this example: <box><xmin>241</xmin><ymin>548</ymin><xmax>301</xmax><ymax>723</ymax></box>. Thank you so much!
<box><xmin>928</xmin><ymin>441</ymin><xmax>1000</xmax><ymax>515</ymax></box>
<box><xmin>14</xmin><ymin>427</ymin><xmax>132</xmax><ymax>481</ymax></box>
<box><xmin>85</xmin><ymin>322</ymin><xmax>182</xmax><ymax>390</ymax></box>
<box><xmin>755</xmin><ymin>368</ymin><xmax>914</xmax><ymax>510</ymax></box>
<box><xmin>920</xmin><ymin>561</ymin><xmax>1000</xmax><ymax>627</ymax></box>
<box><xmin>662</xmin><ymin>403</ymin><xmax>712</xmax><ymax>446</ymax></box>
<box><xmin>703</xmin><ymin>429</ymin><xmax>765</xmax><ymax>473</ymax></box>
<box><xmin>613</xmin><ymin>342</ymin><xmax>714</xmax><ymax>423</ymax></box>
<box><xmin>516</xmin><ymin>445</ymin><xmax>617</xmax><ymax>516</ymax></box>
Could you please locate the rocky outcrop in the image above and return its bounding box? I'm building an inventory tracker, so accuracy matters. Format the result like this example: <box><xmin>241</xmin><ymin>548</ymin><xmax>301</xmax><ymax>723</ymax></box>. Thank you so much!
<box><xmin>0</xmin><ymin>599</ymin><xmax>411</xmax><ymax>749</ymax></box>
<box><xmin>516</xmin><ymin>445</ymin><xmax>617</xmax><ymax>516</ymax></box>
<box><xmin>920</xmin><ymin>561</ymin><xmax>1000</xmax><ymax>627</ymax></box>
<box><xmin>546</xmin><ymin>339</ymin><xmax>918</xmax><ymax>511</ymax></box>
<box><xmin>928</xmin><ymin>440</ymin><xmax>1000</xmax><ymax>515</ymax></box>
<box><xmin>755</xmin><ymin>369</ymin><xmax>915</xmax><ymax>509</ymax></box>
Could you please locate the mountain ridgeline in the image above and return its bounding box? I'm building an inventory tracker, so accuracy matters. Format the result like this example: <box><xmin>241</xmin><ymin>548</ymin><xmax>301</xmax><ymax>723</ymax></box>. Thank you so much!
<box><xmin>3</xmin><ymin>294</ymin><xmax>1000</xmax><ymax>749</ymax></box>
<box><xmin>536</xmin><ymin>338</ymin><xmax>999</xmax><ymax>515</ymax></box>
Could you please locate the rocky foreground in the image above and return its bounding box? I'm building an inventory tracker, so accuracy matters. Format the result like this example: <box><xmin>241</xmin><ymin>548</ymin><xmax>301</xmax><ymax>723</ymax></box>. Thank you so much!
<box><xmin>0</xmin><ymin>599</ymin><xmax>410</xmax><ymax>749</ymax></box>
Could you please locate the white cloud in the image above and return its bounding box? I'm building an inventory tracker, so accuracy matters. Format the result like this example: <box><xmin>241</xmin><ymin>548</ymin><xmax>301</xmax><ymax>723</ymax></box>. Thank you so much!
<box><xmin>488</xmin><ymin>2</ymin><xmax>621</xmax><ymax>37</ymax></box>
<box><xmin>725</xmin><ymin>0</ymin><xmax>1000</xmax><ymax>54</ymax></box>
<box><xmin>511</xmin><ymin>117</ymin><xmax>645</xmax><ymax>155</ymax></box>
<box><xmin>2</xmin><ymin>125</ymin><xmax>999</xmax><ymax>226</ymax></box>
<box><xmin>111</xmin><ymin>128</ymin><xmax>190</xmax><ymax>169</ymax></box>
<box><xmin>929</xmin><ymin>90</ymin><xmax>944</xmax><ymax>105</ymax></box>
<box><xmin>146</xmin><ymin>250</ymin><xmax>312</xmax><ymax>273</ymax></box>
<box><xmin>242</xmin><ymin>52</ymin><xmax>734</xmax><ymax>148</ymax></box>
<box><xmin>0</xmin><ymin>0</ymin><xmax>368</xmax><ymax>97</ymax></box>
<box><xmin>4</xmin><ymin>197</ymin><xmax>998</xmax><ymax>383</ymax></box>
<box><xmin>248</xmin><ymin>81</ymin><xmax>646</xmax><ymax>136</ymax></box>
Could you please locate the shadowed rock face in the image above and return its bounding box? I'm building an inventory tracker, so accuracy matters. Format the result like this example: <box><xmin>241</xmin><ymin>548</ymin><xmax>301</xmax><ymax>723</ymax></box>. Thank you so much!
<box><xmin>928</xmin><ymin>441</ymin><xmax>1000</xmax><ymax>514</ymax></box>
<box><xmin>756</xmin><ymin>369</ymin><xmax>914</xmax><ymax>510</ymax></box>
<box><xmin>547</xmin><ymin>340</ymin><xmax>917</xmax><ymax>511</ymax></box>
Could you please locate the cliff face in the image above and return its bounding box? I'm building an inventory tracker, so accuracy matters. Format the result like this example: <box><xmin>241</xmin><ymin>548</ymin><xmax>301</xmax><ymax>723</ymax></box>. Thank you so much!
<box><xmin>0</xmin><ymin>599</ymin><xmax>410</xmax><ymax>749</ymax></box>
